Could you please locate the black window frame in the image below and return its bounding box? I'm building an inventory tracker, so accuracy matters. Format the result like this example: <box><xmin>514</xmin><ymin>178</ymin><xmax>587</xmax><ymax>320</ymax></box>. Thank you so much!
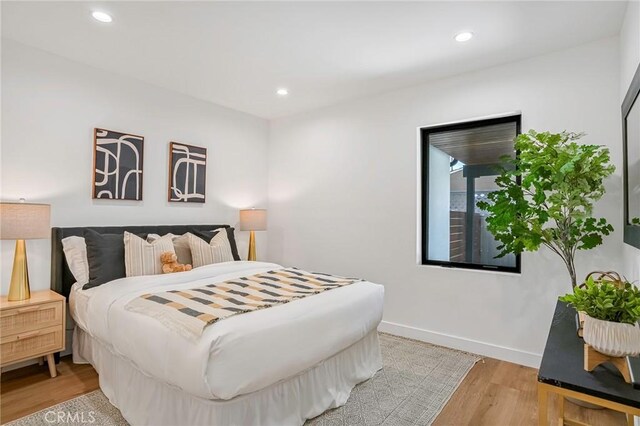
<box><xmin>622</xmin><ymin>63</ymin><xmax>640</xmax><ymax>249</ymax></box>
<box><xmin>420</xmin><ymin>114</ymin><xmax>522</xmax><ymax>274</ymax></box>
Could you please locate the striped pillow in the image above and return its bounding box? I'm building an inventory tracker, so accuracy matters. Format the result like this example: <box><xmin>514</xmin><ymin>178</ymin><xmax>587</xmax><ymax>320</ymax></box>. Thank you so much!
<box><xmin>147</xmin><ymin>233</ymin><xmax>192</xmax><ymax>265</ymax></box>
<box><xmin>188</xmin><ymin>230</ymin><xmax>234</xmax><ymax>268</ymax></box>
<box><xmin>124</xmin><ymin>231</ymin><xmax>175</xmax><ymax>277</ymax></box>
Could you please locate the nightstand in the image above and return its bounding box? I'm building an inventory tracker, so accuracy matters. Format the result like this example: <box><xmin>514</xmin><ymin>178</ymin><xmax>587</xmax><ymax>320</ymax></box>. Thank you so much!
<box><xmin>0</xmin><ymin>290</ymin><xmax>65</xmax><ymax>378</ymax></box>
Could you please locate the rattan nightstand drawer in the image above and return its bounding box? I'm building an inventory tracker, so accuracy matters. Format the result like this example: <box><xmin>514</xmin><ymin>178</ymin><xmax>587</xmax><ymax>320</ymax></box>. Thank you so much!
<box><xmin>0</xmin><ymin>290</ymin><xmax>66</xmax><ymax>377</ymax></box>
<box><xmin>0</xmin><ymin>301</ymin><xmax>63</xmax><ymax>336</ymax></box>
<box><xmin>1</xmin><ymin>325</ymin><xmax>64</xmax><ymax>365</ymax></box>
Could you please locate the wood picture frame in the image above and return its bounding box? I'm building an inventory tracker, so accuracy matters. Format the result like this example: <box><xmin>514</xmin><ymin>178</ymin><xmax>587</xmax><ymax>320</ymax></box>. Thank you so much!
<box><xmin>92</xmin><ymin>128</ymin><xmax>144</xmax><ymax>200</ymax></box>
<box><xmin>168</xmin><ymin>142</ymin><xmax>207</xmax><ymax>203</ymax></box>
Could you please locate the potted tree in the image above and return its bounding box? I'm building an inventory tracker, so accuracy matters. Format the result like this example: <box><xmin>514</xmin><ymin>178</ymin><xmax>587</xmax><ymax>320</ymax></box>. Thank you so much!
<box><xmin>560</xmin><ymin>276</ymin><xmax>640</xmax><ymax>357</ymax></box>
<box><xmin>476</xmin><ymin>130</ymin><xmax>615</xmax><ymax>288</ymax></box>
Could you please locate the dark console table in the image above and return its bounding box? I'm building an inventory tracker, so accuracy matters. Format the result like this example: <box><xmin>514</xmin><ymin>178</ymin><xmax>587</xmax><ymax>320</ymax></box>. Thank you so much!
<box><xmin>537</xmin><ymin>301</ymin><xmax>640</xmax><ymax>425</ymax></box>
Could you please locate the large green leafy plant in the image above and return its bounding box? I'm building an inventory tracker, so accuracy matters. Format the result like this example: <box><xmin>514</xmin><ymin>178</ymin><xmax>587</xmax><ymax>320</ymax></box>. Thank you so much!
<box><xmin>477</xmin><ymin>130</ymin><xmax>615</xmax><ymax>287</ymax></box>
<box><xmin>559</xmin><ymin>277</ymin><xmax>640</xmax><ymax>324</ymax></box>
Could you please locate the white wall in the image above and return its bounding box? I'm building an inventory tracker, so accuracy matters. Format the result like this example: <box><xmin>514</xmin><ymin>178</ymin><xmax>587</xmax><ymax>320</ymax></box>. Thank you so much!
<box><xmin>620</xmin><ymin>0</ymin><xmax>640</xmax><ymax>283</ymax></box>
<box><xmin>268</xmin><ymin>38</ymin><xmax>622</xmax><ymax>367</ymax></box>
<box><xmin>620</xmin><ymin>0</ymin><xmax>639</xmax><ymax>100</ymax></box>
<box><xmin>427</xmin><ymin>145</ymin><xmax>450</xmax><ymax>261</ymax></box>
<box><xmin>1</xmin><ymin>20</ymin><xmax>635</xmax><ymax>371</ymax></box>
<box><xmin>0</xmin><ymin>40</ymin><xmax>270</xmax><ymax>294</ymax></box>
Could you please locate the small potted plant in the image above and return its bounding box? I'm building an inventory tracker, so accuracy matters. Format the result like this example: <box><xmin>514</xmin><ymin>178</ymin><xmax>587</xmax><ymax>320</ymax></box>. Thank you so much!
<box><xmin>560</xmin><ymin>275</ymin><xmax>640</xmax><ymax>357</ymax></box>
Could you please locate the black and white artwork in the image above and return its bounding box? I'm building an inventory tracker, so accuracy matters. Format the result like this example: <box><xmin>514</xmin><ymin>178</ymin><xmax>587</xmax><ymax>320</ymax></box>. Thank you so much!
<box><xmin>92</xmin><ymin>128</ymin><xmax>144</xmax><ymax>200</ymax></box>
<box><xmin>168</xmin><ymin>142</ymin><xmax>207</xmax><ymax>203</ymax></box>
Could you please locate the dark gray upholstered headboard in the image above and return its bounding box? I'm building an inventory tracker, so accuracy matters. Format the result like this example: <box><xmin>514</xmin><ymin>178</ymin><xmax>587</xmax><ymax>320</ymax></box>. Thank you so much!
<box><xmin>51</xmin><ymin>224</ymin><xmax>231</xmax><ymax>299</ymax></box>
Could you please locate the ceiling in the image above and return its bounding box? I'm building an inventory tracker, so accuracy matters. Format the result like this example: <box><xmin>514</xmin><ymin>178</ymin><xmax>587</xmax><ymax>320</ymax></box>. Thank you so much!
<box><xmin>430</xmin><ymin>121</ymin><xmax>517</xmax><ymax>166</ymax></box>
<box><xmin>1</xmin><ymin>1</ymin><xmax>627</xmax><ymax>119</ymax></box>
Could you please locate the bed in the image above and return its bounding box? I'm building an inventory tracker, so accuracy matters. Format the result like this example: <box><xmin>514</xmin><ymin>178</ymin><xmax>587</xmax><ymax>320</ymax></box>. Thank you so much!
<box><xmin>52</xmin><ymin>225</ymin><xmax>384</xmax><ymax>425</ymax></box>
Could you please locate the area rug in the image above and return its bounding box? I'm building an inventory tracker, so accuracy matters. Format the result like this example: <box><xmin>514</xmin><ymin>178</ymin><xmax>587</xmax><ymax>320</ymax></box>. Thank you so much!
<box><xmin>5</xmin><ymin>333</ymin><xmax>480</xmax><ymax>426</ymax></box>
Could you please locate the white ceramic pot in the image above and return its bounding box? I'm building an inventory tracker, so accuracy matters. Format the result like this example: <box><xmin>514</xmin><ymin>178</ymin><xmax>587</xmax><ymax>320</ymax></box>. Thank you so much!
<box><xmin>582</xmin><ymin>315</ymin><xmax>640</xmax><ymax>357</ymax></box>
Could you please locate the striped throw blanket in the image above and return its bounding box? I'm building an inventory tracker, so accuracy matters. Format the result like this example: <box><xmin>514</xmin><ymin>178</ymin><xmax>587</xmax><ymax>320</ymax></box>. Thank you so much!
<box><xmin>125</xmin><ymin>268</ymin><xmax>361</xmax><ymax>338</ymax></box>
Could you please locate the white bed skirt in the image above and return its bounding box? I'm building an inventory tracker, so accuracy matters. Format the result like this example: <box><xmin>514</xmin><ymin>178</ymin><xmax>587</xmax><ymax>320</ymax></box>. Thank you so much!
<box><xmin>74</xmin><ymin>327</ymin><xmax>382</xmax><ymax>426</ymax></box>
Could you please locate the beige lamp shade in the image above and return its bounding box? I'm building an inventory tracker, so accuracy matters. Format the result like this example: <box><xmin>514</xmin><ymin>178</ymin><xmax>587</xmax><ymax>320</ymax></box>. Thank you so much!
<box><xmin>239</xmin><ymin>209</ymin><xmax>267</xmax><ymax>231</ymax></box>
<box><xmin>0</xmin><ymin>202</ymin><xmax>51</xmax><ymax>240</ymax></box>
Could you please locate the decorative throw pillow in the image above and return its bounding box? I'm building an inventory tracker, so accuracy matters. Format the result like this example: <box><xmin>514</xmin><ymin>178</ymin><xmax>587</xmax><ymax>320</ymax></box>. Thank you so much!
<box><xmin>84</xmin><ymin>230</ymin><xmax>126</xmax><ymax>290</ymax></box>
<box><xmin>61</xmin><ymin>236</ymin><xmax>89</xmax><ymax>285</ymax></box>
<box><xmin>124</xmin><ymin>232</ymin><xmax>175</xmax><ymax>277</ymax></box>
<box><xmin>147</xmin><ymin>233</ymin><xmax>192</xmax><ymax>265</ymax></box>
<box><xmin>192</xmin><ymin>228</ymin><xmax>241</xmax><ymax>261</ymax></box>
<box><xmin>188</xmin><ymin>230</ymin><xmax>235</xmax><ymax>268</ymax></box>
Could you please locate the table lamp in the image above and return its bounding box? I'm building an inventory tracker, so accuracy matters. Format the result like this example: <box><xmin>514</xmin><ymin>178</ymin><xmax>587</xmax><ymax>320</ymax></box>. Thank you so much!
<box><xmin>0</xmin><ymin>201</ymin><xmax>51</xmax><ymax>301</ymax></box>
<box><xmin>239</xmin><ymin>208</ymin><xmax>267</xmax><ymax>261</ymax></box>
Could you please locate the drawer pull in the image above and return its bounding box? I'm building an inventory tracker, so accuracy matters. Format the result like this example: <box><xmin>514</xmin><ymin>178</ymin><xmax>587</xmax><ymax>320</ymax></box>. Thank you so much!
<box><xmin>17</xmin><ymin>306</ymin><xmax>42</xmax><ymax>314</ymax></box>
<box><xmin>16</xmin><ymin>330</ymin><xmax>40</xmax><ymax>339</ymax></box>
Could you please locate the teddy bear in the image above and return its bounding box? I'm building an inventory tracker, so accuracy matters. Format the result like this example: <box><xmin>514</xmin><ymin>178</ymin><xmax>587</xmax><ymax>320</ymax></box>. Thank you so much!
<box><xmin>160</xmin><ymin>251</ymin><xmax>193</xmax><ymax>274</ymax></box>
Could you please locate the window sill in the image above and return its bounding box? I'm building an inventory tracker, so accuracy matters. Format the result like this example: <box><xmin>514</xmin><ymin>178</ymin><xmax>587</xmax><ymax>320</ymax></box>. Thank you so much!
<box><xmin>416</xmin><ymin>262</ymin><xmax>522</xmax><ymax>277</ymax></box>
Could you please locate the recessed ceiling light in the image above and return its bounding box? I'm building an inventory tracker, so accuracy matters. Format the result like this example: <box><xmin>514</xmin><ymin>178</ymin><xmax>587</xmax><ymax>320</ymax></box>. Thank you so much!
<box><xmin>454</xmin><ymin>32</ymin><xmax>473</xmax><ymax>42</ymax></box>
<box><xmin>276</xmin><ymin>88</ymin><xmax>289</xmax><ymax>96</ymax></box>
<box><xmin>92</xmin><ymin>11</ymin><xmax>113</xmax><ymax>23</ymax></box>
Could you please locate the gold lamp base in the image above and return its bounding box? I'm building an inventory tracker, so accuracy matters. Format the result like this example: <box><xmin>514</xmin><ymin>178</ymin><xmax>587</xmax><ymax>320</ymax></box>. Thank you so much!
<box><xmin>247</xmin><ymin>231</ymin><xmax>257</xmax><ymax>261</ymax></box>
<box><xmin>8</xmin><ymin>239</ymin><xmax>31</xmax><ymax>301</ymax></box>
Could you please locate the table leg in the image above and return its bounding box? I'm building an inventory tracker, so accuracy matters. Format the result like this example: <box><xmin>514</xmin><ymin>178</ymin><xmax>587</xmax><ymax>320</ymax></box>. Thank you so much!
<box><xmin>627</xmin><ymin>414</ymin><xmax>634</xmax><ymax>426</ymax></box>
<box><xmin>557</xmin><ymin>395</ymin><xmax>564</xmax><ymax>426</ymax></box>
<box><xmin>538</xmin><ymin>383</ymin><xmax>549</xmax><ymax>426</ymax></box>
<box><xmin>46</xmin><ymin>353</ymin><xmax>57</xmax><ymax>378</ymax></box>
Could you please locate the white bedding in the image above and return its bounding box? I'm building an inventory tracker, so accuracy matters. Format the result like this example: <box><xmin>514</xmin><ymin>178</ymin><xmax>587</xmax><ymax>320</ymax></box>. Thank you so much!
<box><xmin>69</xmin><ymin>261</ymin><xmax>384</xmax><ymax>401</ymax></box>
<box><xmin>70</xmin><ymin>282</ymin><xmax>91</xmax><ymax>331</ymax></box>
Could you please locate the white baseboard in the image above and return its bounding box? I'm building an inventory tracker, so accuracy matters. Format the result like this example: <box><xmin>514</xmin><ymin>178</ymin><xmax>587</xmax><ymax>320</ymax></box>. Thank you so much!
<box><xmin>378</xmin><ymin>320</ymin><xmax>542</xmax><ymax>368</ymax></box>
<box><xmin>0</xmin><ymin>358</ymin><xmax>40</xmax><ymax>373</ymax></box>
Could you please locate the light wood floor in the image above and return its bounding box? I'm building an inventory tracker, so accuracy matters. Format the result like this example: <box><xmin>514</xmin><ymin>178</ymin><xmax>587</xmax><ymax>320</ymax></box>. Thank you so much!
<box><xmin>1</xmin><ymin>357</ymin><xmax>99</xmax><ymax>424</ymax></box>
<box><xmin>0</xmin><ymin>356</ymin><xmax>629</xmax><ymax>425</ymax></box>
<box><xmin>434</xmin><ymin>358</ymin><xmax>626</xmax><ymax>426</ymax></box>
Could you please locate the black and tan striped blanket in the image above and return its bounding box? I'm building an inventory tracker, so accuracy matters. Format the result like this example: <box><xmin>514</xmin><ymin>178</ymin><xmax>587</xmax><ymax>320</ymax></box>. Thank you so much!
<box><xmin>125</xmin><ymin>268</ymin><xmax>361</xmax><ymax>338</ymax></box>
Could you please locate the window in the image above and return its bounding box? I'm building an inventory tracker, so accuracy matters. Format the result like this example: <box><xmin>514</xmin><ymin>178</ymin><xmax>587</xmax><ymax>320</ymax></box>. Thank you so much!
<box><xmin>420</xmin><ymin>114</ymin><xmax>521</xmax><ymax>273</ymax></box>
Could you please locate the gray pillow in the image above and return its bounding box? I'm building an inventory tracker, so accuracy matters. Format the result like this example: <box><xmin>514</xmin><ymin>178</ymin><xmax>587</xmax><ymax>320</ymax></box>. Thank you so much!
<box><xmin>84</xmin><ymin>229</ymin><xmax>125</xmax><ymax>289</ymax></box>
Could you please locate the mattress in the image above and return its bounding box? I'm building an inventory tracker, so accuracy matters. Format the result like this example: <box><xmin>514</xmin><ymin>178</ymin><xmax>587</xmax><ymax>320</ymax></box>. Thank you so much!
<box><xmin>69</xmin><ymin>261</ymin><xmax>384</xmax><ymax>401</ymax></box>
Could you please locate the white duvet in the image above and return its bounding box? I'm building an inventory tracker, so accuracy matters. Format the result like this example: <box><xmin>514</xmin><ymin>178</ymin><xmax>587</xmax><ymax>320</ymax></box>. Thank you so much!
<box><xmin>70</xmin><ymin>261</ymin><xmax>384</xmax><ymax>401</ymax></box>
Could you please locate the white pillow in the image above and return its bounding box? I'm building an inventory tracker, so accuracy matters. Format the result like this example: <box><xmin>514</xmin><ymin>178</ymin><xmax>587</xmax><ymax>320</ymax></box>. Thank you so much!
<box><xmin>147</xmin><ymin>233</ymin><xmax>192</xmax><ymax>265</ymax></box>
<box><xmin>188</xmin><ymin>231</ymin><xmax>234</xmax><ymax>268</ymax></box>
<box><xmin>61</xmin><ymin>236</ymin><xmax>89</xmax><ymax>285</ymax></box>
<box><xmin>124</xmin><ymin>232</ymin><xmax>175</xmax><ymax>277</ymax></box>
